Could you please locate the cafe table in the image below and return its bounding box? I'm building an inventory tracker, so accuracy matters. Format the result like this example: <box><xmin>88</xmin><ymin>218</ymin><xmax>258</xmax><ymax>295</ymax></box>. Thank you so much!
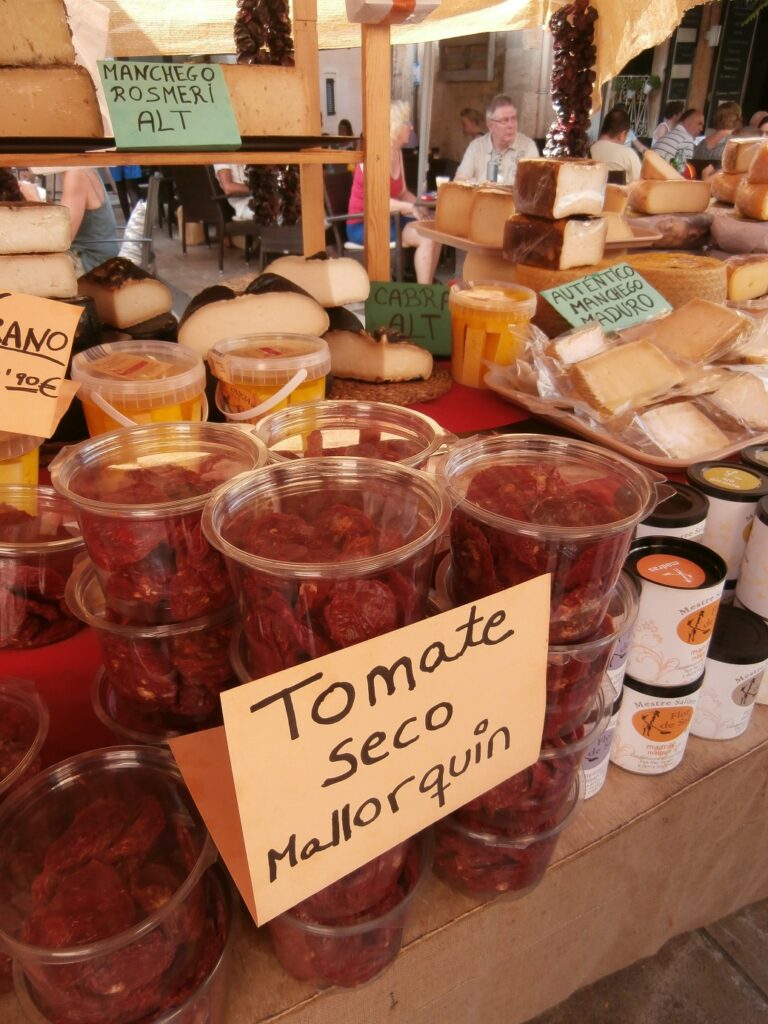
<box><xmin>2</xmin><ymin>381</ymin><xmax>767</xmax><ymax>1024</ymax></box>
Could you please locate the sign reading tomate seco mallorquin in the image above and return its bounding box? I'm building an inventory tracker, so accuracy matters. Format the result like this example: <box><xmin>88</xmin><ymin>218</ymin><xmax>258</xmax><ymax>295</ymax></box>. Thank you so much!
<box><xmin>97</xmin><ymin>60</ymin><xmax>241</xmax><ymax>150</ymax></box>
<box><xmin>170</xmin><ymin>576</ymin><xmax>549</xmax><ymax>924</ymax></box>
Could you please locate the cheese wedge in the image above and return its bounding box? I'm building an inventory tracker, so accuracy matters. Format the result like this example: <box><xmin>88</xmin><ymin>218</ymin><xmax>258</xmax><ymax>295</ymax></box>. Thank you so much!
<box><xmin>503</xmin><ymin>214</ymin><xmax>607</xmax><ymax>270</ymax></box>
<box><xmin>625</xmin><ymin>252</ymin><xmax>727</xmax><ymax>307</ymax></box>
<box><xmin>710</xmin><ymin>171</ymin><xmax>744</xmax><ymax>205</ymax></box>
<box><xmin>628</xmin><ymin>179</ymin><xmax>711</xmax><ymax>215</ymax></box>
<box><xmin>550</xmin><ymin>322</ymin><xmax>607</xmax><ymax>365</ymax></box>
<box><xmin>603</xmin><ymin>183</ymin><xmax>629</xmax><ymax>214</ymax></box>
<box><xmin>0</xmin><ymin>0</ymin><xmax>75</xmax><ymax>65</ymax></box>
<box><xmin>601</xmin><ymin>211</ymin><xmax>635</xmax><ymax>243</ymax></box>
<box><xmin>735</xmin><ymin>179</ymin><xmax>768</xmax><ymax>221</ymax></box>
<box><xmin>620</xmin><ymin>298</ymin><xmax>748</xmax><ymax>362</ymax></box>
<box><xmin>710</xmin><ymin>372</ymin><xmax>768</xmax><ymax>429</ymax></box>
<box><xmin>0</xmin><ymin>66</ymin><xmax>103</xmax><ymax>137</ymax></box>
<box><xmin>0</xmin><ymin>202</ymin><xmax>71</xmax><ymax>254</ymax></box>
<box><xmin>468</xmin><ymin>187</ymin><xmax>516</xmax><ymax>247</ymax></box>
<box><xmin>0</xmin><ymin>252</ymin><xmax>76</xmax><ymax>297</ymax></box>
<box><xmin>570</xmin><ymin>339</ymin><xmax>685</xmax><ymax>417</ymax></box>
<box><xmin>435</xmin><ymin>181</ymin><xmax>477</xmax><ymax>237</ymax></box>
<box><xmin>78</xmin><ymin>257</ymin><xmax>173</xmax><ymax>329</ymax></box>
<box><xmin>747</xmin><ymin>142</ymin><xmax>768</xmax><ymax>185</ymax></box>
<box><xmin>515</xmin><ymin>159</ymin><xmax>608</xmax><ymax>219</ymax></box>
<box><xmin>726</xmin><ymin>254</ymin><xmax>768</xmax><ymax>302</ymax></box>
<box><xmin>722</xmin><ymin>138</ymin><xmax>762</xmax><ymax>174</ymax></box>
<box><xmin>221</xmin><ymin>64</ymin><xmax>312</xmax><ymax>135</ymax></box>
<box><xmin>642</xmin><ymin>150</ymin><xmax>684</xmax><ymax>181</ymax></box>
<box><xmin>325</xmin><ymin>329</ymin><xmax>432</xmax><ymax>381</ymax></box>
<box><xmin>640</xmin><ymin>401</ymin><xmax>730</xmax><ymax>460</ymax></box>
<box><xmin>262</xmin><ymin>255</ymin><xmax>370</xmax><ymax>306</ymax></box>
<box><xmin>463</xmin><ymin>250</ymin><xmax>518</xmax><ymax>284</ymax></box>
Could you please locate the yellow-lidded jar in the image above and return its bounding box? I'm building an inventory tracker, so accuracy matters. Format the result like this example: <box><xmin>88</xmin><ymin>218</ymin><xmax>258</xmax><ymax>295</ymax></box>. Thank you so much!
<box><xmin>0</xmin><ymin>433</ymin><xmax>43</xmax><ymax>487</ymax></box>
<box><xmin>448</xmin><ymin>280</ymin><xmax>537</xmax><ymax>389</ymax></box>
<box><xmin>71</xmin><ymin>340</ymin><xmax>206</xmax><ymax>436</ymax></box>
<box><xmin>207</xmin><ymin>334</ymin><xmax>331</xmax><ymax>424</ymax></box>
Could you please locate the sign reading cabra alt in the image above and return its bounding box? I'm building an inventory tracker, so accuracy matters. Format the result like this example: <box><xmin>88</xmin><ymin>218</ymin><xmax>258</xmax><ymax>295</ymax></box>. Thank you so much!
<box><xmin>97</xmin><ymin>60</ymin><xmax>241</xmax><ymax>150</ymax></box>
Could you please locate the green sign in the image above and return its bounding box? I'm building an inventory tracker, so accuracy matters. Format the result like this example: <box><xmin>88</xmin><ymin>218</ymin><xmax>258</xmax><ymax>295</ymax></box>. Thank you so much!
<box><xmin>540</xmin><ymin>262</ymin><xmax>671</xmax><ymax>333</ymax></box>
<box><xmin>365</xmin><ymin>282</ymin><xmax>450</xmax><ymax>356</ymax></box>
<box><xmin>98</xmin><ymin>60</ymin><xmax>241</xmax><ymax>150</ymax></box>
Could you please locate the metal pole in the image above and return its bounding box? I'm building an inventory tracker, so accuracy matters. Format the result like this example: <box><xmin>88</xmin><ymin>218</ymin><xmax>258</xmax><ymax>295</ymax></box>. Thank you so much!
<box><xmin>416</xmin><ymin>40</ymin><xmax>435</xmax><ymax>196</ymax></box>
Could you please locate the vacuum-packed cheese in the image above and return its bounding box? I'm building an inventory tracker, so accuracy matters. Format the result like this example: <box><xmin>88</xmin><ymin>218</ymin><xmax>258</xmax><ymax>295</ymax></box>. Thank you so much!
<box><xmin>641</xmin><ymin>150</ymin><xmax>684</xmax><ymax>181</ymax></box>
<box><xmin>0</xmin><ymin>66</ymin><xmax>103</xmax><ymax>137</ymax></box>
<box><xmin>514</xmin><ymin>159</ymin><xmax>608</xmax><ymax>219</ymax></box>
<box><xmin>710</xmin><ymin>372</ymin><xmax>768</xmax><ymax>429</ymax></box>
<box><xmin>735</xmin><ymin>179</ymin><xmax>768</xmax><ymax>221</ymax></box>
<box><xmin>0</xmin><ymin>202</ymin><xmax>71</xmax><ymax>254</ymax></box>
<box><xmin>628</xmin><ymin>179</ymin><xmax>711</xmax><ymax>215</ymax></box>
<box><xmin>722</xmin><ymin>138</ymin><xmax>761</xmax><ymax>174</ymax></box>
<box><xmin>435</xmin><ymin>180</ymin><xmax>477</xmax><ymax>237</ymax></box>
<box><xmin>0</xmin><ymin>252</ymin><xmax>77</xmax><ymax>297</ymax></box>
<box><xmin>570</xmin><ymin>339</ymin><xmax>685</xmax><ymax>417</ymax></box>
<box><xmin>640</xmin><ymin>402</ymin><xmax>730</xmax><ymax>460</ymax></box>
<box><xmin>710</xmin><ymin>171</ymin><xmax>744</xmax><ymax>205</ymax></box>
<box><xmin>503</xmin><ymin>214</ymin><xmax>607</xmax><ymax>270</ymax></box>
<box><xmin>0</xmin><ymin>0</ymin><xmax>75</xmax><ymax>65</ymax></box>
<box><xmin>467</xmin><ymin>187</ymin><xmax>516</xmax><ymax>247</ymax></box>
<box><xmin>621</xmin><ymin>298</ymin><xmax>748</xmax><ymax>362</ymax></box>
<box><xmin>726</xmin><ymin>254</ymin><xmax>768</xmax><ymax>301</ymax></box>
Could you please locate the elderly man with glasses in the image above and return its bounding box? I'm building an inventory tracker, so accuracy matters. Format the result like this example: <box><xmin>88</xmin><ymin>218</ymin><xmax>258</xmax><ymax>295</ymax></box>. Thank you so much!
<box><xmin>454</xmin><ymin>94</ymin><xmax>539</xmax><ymax>185</ymax></box>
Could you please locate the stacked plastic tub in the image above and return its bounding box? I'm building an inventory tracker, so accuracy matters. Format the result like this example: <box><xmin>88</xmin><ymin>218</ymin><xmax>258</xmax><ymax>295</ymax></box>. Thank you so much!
<box><xmin>432</xmin><ymin>435</ymin><xmax>660</xmax><ymax>897</ymax></box>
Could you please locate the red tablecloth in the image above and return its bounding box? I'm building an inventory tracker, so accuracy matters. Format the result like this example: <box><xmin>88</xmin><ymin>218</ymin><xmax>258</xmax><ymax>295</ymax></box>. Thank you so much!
<box><xmin>410</xmin><ymin>379</ymin><xmax>530</xmax><ymax>433</ymax></box>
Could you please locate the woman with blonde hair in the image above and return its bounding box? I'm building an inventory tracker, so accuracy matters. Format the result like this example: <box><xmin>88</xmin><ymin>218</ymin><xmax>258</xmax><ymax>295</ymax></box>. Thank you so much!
<box><xmin>347</xmin><ymin>100</ymin><xmax>441</xmax><ymax>285</ymax></box>
<box><xmin>693</xmin><ymin>101</ymin><xmax>743</xmax><ymax>167</ymax></box>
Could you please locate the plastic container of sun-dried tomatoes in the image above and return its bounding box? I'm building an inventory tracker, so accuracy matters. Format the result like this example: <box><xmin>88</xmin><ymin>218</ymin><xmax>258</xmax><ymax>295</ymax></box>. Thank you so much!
<box><xmin>66</xmin><ymin>559</ymin><xmax>238</xmax><ymax>735</ymax></box>
<box><xmin>0</xmin><ymin>485</ymin><xmax>85</xmax><ymax>649</ymax></box>
<box><xmin>434</xmin><ymin>772</ymin><xmax>582</xmax><ymax>899</ymax></box>
<box><xmin>438</xmin><ymin>434</ymin><xmax>668</xmax><ymax>644</ymax></box>
<box><xmin>255</xmin><ymin>400</ymin><xmax>456</xmax><ymax>469</ymax></box>
<box><xmin>203</xmin><ymin>457</ymin><xmax>450</xmax><ymax>680</ymax></box>
<box><xmin>49</xmin><ymin>421</ymin><xmax>267</xmax><ymax>625</ymax></box>
<box><xmin>0</xmin><ymin>745</ymin><xmax>217</xmax><ymax>1024</ymax></box>
<box><xmin>268</xmin><ymin>831</ymin><xmax>430</xmax><ymax>989</ymax></box>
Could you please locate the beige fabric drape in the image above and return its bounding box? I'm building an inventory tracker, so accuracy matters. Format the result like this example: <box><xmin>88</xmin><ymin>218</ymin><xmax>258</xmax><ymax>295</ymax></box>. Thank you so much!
<box><xmin>101</xmin><ymin>0</ymin><xmax>714</xmax><ymax>97</ymax></box>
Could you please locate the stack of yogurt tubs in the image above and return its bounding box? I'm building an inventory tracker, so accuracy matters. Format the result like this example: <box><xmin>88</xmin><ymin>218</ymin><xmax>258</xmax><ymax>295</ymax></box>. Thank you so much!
<box><xmin>49</xmin><ymin>421</ymin><xmax>268</xmax><ymax>745</ymax></box>
<box><xmin>431</xmin><ymin>434</ymin><xmax>662</xmax><ymax>897</ymax></box>
<box><xmin>202</xmin><ymin>451</ymin><xmax>450</xmax><ymax>986</ymax></box>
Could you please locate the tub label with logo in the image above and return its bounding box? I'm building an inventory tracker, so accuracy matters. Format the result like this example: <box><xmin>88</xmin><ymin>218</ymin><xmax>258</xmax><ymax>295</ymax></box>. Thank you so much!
<box><xmin>611</xmin><ymin>686</ymin><xmax>700</xmax><ymax>775</ymax></box>
<box><xmin>735</xmin><ymin>512</ymin><xmax>768</xmax><ymax>617</ymax></box>
<box><xmin>702</xmin><ymin>466</ymin><xmax>762</xmax><ymax>492</ymax></box>
<box><xmin>690</xmin><ymin>657</ymin><xmax>768</xmax><ymax>740</ymax></box>
<box><xmin>701</xmin><ymin>495</ymin><xmax>759</xmax><ymax>581</ymax></box>
<box><xmin>636</xmin><ymin>554</ymin><xmax>705</xmax><ymax>589</ymax></box>
<box><xmin>628</xmin><ymin>586</ymin><xmax>723</xmax><ymax>687</ymax></box>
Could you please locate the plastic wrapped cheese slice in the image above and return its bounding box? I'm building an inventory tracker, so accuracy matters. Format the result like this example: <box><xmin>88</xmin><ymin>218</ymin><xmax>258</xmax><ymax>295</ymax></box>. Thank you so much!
<box><xmin>620</xmin><ymin>299</ymin><xmax>749</xmax><ymax>363</ymax></box>
<box><xmin>640</xmin><ymin>401</ymin><xmax>730</xmax><ymax>460</ymax></box>
<box><xmin>569</xmin><ymin>339</ymin><xmax>685</xmax><ymax>417</ymax></box>
<box><xmin>709</xmin><ymin>373</ymin><xmax>768</xmax><ymax>429</ymax></box>
<box><xmin>503</xmin><ymin>214</ymin><xmax>607</xmax><ymax>270</ymax></box>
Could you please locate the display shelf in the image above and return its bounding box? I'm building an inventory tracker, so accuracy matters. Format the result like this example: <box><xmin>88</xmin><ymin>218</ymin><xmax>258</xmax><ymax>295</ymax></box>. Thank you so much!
<box><xmin>0</xmin><ymin>148</ymin><xmax>363</xmax><ymax>167</ymax></box>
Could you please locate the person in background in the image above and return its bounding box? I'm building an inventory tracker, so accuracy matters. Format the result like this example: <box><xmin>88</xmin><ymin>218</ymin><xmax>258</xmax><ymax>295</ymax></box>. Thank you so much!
<box><xmin>459</xmin><ymin>107</ymin><xmax>485</xmax><ymax>139</ymax></box>
<box><xmin>338</xmin><ymin>119</ymin><xmax>354</xmax><ymax>137</ymax></box>
<box><xmin>59</xmin><ymin>168</ymin><xmax>119</xmax><ymax>274</ymax></box>
<box><xmin>651</xmin><ymin>100</ymin><xmax>684</xmax><ymax>146</ymax></box>
<box><xmin>455</xmin><ymin>94</ymin><xmax>539</xmax><ymax>185</ymax></box>
<box><xmin>213</xmin><ymin>164</ymin><xmax>252</xmax><ymax>220</ymax></box>
<box><xmin>693</xmin><ymin>101</ymin><xmax>743</xmax><ymax>170</ymax></box>
<box><xmin>590</xmin><ymin>106</ymin><xmax>642</xmax><ymax>183</ymax></box>
<box><xmin>346</xmin><ymin>100</ymin><xmax>441</xmax><ymax>285</ymax></box>
<box><xmin>758</xmin><ymin>115</ymin><xmax>768</xmax><ymax>137</ymax></box>
<box><xmin>652</xmin><ymin>108</ymin><xmax>705</xmax><ymax>169</ymax></box>
<box><xmin>749</xmin><ymin>110</ymin><xmax>768</xmax><ymax>131</ymax></box>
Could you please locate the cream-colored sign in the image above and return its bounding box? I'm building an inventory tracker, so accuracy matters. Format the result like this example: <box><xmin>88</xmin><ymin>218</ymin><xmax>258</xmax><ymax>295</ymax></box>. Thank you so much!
<box><xmin>0</xmin><ymin>291</ymin><xmax>82</xmax><ymax>438</ymax></box>
<box><xmin>171</xmin><ymin>575</ymin><xmax>549</xmax><ymax>925</ymax></box>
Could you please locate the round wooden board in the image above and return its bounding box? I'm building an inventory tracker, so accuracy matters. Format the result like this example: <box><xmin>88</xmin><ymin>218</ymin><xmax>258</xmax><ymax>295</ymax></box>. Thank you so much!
<box><xmin>329</xmin><ymin>366</ymin><xmax>453</xmax><ymax>405</ymax></box>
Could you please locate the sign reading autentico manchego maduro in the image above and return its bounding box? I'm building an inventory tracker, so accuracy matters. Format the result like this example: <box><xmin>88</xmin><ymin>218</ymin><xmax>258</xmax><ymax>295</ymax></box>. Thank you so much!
<box><xmin>171</xmin><ymin>575</ymin><xmax>549</xmax><ymax>924</ymax></box>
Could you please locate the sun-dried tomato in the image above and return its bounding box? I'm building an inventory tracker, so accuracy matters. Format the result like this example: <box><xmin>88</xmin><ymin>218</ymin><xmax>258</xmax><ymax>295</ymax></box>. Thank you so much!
<box><xmin>323</xmin><ymin>578</ymin><xmax>399</xmax><ymax>647</ymax></box>
<box><xmin>298</xmin><ymin>841</ymin><xmax>409</xmax><ymax>921</ymax></box>
<box><xmin>299</xmin><ymin>427</ymin><xmax>421</xmax><ymax>462</ymax></box>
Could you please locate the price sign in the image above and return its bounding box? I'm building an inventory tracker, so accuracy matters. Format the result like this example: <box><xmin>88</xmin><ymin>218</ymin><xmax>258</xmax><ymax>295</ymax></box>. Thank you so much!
<box><xmin>171</xmin><ymin>576</ymin><xmax>549</xmax><ymax>924</ymax></box>
<box><xmin>365</xmin><ymin>282</ymin><xmax>451</xmax><ymax>356</ymax></box>
<box><xmin>98</xmin><ymin>60</ymin><xmax>241</xmax><ymax>150</ymax></box>
<box><xmin>540</xmin><ymin>262</ymin><xmax>671</xmax><ymax>333</ymax></box>
<box><xmin>0</xmin><ymin>292</ymin><xmax>82</xmax><ymax>438</ymax></box>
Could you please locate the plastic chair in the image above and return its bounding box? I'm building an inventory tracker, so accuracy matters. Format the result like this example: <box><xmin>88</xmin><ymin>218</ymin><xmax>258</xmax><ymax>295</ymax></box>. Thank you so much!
<box><xmin>322</xmin><ymin>169</ymin><xmax>403</xmax><ymax>280</ymax></box>
<box><xmin>172</xmin><ymin>166</ymin><xmax>261</xmax><ymax>273</ymax></box>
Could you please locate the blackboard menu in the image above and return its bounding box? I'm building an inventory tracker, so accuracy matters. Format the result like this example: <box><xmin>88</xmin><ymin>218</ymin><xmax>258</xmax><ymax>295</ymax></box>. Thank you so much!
<box><xmin>711</xmin><ymin>0</ymin><xmax>758</xmax><ymax>108</ymax></box>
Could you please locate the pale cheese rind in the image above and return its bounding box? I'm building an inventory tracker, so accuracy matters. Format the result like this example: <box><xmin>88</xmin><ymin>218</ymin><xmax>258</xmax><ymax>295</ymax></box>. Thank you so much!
<box><xmin>570</xmin><ymin>339</ymin><xmax>685</xmax><ymax>417</ymax></box>
<box><xmin>709</xmin><ymin>372</ymin><xmax>768</xmax><ymax>429</ymax></box>
<box><xmin>710</xmin><ymin>171</ymin><xmax>744</xmax><ymax>205</ymax></box>
<box><xmin>0</xmin><ymin>252</ymin><xmax>76</xmax><ymax>297</ymax></box>
<box><xmin>0</xmin><ymin>0</ymin><xmax>76</xmax><ymax>65</ymax></box>
<box><xmin>641</xmin><ymin>150</ymin><xmax>684</xmax><ymax>181</ymax></box>
<box><xmin>628</xmin><ymin>179</ymin><xmax>711</xmax><ymax>215</ymax></box>
<box><xmin>261</xmin><ymin>256</ymin><xmax>370</xmax><ymax>306</ymax></box>
<box><xmin>726</xmin><ymin>254</ymin><xmax>768</xmax><ymax>302</ymax></box>
<box><xmin>503</xmin><ymin>214</ymin><xmax>607</xmax><ymax>270</ymax></box>
<box><xmin>640</xmin><ymin>401</ymin><xmax>730</xmax><ymax>460</ymax></box>
<box><xmin>515</xmin><ymin>159</ymin><xmax>608</xmax><ymax>219</ymax></box>
<box><xmin>0</xmin><ymin>66</ymin><xmax>103</xmax><ymax>137</ymax></box>
<box><xmin>602</xmin><ymin>184</ymin><xmax>629</xmax><ymax>214</ymax></box>
<box><xmin>468</xmin><ymin>187</ymin><xmax>516</xmax><ymax>247</ymax></box>
<box><xmin>325</xmin><ymin>330</ymin><xmax>432</xmax><ymax>382</ymax></box>
<box><xmin>723</xmin><ymin>138</ymin><xmax>762</xmax><ymax>174</ymax></box>
<box><xmin>435</xmin><ymin>181</ymin><xmax>477</xmax><ymax>237</ymax></box>
<box><xmin>0</xmin><ymin>202</ymin><xmax>71</xmax><ymax>254</ymax></box>
<box><xmin>735</xmin><ymin>179</ymin><xmax>768</xmax><ymax>221</ymax></box>
<box><xmin>747</xmin><ymin>142</ymin><xmax>768</xmax><ymax>185</ymax></box>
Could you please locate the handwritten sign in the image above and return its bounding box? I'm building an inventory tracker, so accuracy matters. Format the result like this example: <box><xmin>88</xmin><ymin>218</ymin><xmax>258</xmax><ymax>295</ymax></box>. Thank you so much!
<box><xmin>365</xmin><ymin>282</ymin><xmax>451</xmax><ymax>356</ymax></box>
<box><xmin>540</xmin><ymin>262</ymin><xmax>671</xmax><ymax>333</ymax></box>
<box><xmin>0</xmin><ymin>292</ymin><xmax>83</xmax><ymax>438</ymax></box>
<box><xmin>97</xmin><ymin>60</ymin><xmax>241</xmax><ymax>150</ymax></box>
<box><xmin>170</xmin><ymin>576</ymin><xmax>549</xmax><ymax>924</ymax></box>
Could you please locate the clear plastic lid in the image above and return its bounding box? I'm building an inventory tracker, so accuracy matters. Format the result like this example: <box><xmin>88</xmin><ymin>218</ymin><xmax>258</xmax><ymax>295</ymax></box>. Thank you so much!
<box><xmin>448</xmin><ymin>279</ymin><xmax>537</xmax><ymax>317</ymax></box>
<box><xmin>0</xmin><ymin>679</ymin><xmax>50</xmax><ymax>799</ymax></box>
<box><xmin>71</xmin><ymin>340</ymin><xmax>206</xmax><ymax>412</ymax></box>
<box><xmin>0</xmin><ymin>432</ymin><xmax>43</xmax><ymax>463</ymax></box>
<box><xmin>207</xmin><ymin>333</ymin><xmax>331</xmax><ymax>387</ymax></box>
<box><xmin>0</xmin><ymin>486</ymin><xmax>83</xmax><ymax>556</ymax></box>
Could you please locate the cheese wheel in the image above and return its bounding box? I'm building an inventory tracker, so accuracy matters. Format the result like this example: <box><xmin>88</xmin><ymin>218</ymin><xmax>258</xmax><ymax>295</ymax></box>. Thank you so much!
<box><xmin>722</xmin><ymin>138</ymin><xmax>762</xmax><ymax>174</ymax></box>
<box><xmin>625</xmin><ymin>252</ymin><xmax>727</xmax><ymax>307</ymax></box>
<box><xmin>0</xmin><ymin>202</ymin><xmax>71</xmax><ymax>254</ymax></box>
<box><xmin>710</xmin><ymin>210</ymin><xmax>768</xmax><ymax>254</ymax></box>
<box><xmin>462</xmin><ymin>250</ymin><xmax>518</xmax><ymax>284</ymax></box>
<box><xmin>434</xmin><ymin>181</ymin><xmax>477</xmax><ymax>237</ymax></box>
<box><xmin>515</xmin><ymin>257</ymin><xmax>620</xmax><ymax>336</ymax></box>
<box><xmin>467</xmin><ymin>187</ymin><xmax>516</xmax><ymax>247</ymax></box>
<box><xmin>0</xmin><ymin>66</ymin><xmax>103</xmax><ymax>138</ymax></box>
<box><xmin>261</xmin><ymin>255</ymin><xmax>370</xmax><ymax>306</ymax></box>
<box><xmin>726</xmin><ymin>254</ymin><xmax>768</xmax><ymax>301</ymax></box>
<box><xmin>641</xmin><ymin>150</ymin><xmax>684</xmax><ymax>181</ymax></box>
<box><xmin>628</xmin><ymin>179</ymin><xmax>711</xmax><ymax>215</ymax></box>
<box><xmin>735</xmin><ymin>179</ymin><xmax>768</xmax><ymax>221</ymax></box>
<box><xmin>710</xmin><ymin>171</ymin><xmax>744</xmax><ymax>205</ymax></box>
<box><xmin>747</xmin><ymin>142</ymin><xmax>768</xmax><ymax>185</ymax></box>
<box><xmin>0</xmin><ymin>252</ymin><xmax>77</xmax><ymax>298</ymax></box>
<box><xmin>1</xmin><ymin>0</ymin><xmax>75</xmax><ymax>65</ymax></box>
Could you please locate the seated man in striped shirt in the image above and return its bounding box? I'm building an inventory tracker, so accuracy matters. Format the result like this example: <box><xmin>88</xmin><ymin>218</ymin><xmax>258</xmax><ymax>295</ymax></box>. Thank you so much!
<box><xmin>651</xmin><ymin>108</ymin><xmax>705</xmax><ymax>170</ymax></box>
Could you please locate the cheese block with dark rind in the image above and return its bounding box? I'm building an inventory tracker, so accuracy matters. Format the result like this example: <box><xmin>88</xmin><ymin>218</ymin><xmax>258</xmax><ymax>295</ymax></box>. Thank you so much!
<box><xmin>261</xmin><ymin>253</ymin><xmax>370</xmax><ymax>306</ymax></box>
<box><xmin>515</xmin><ymin>158</ymin><xmax>608</xmax><ymax>219</ymax></box>
<box><xmin>503</xmin><ymin>214</ymin><xmax>607</xmax><ymax>270</ymax></box>
<box><xmin>77</xmin><ymin>257</ymin><xmax>173</xmax><ymax>329</ymax></box>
